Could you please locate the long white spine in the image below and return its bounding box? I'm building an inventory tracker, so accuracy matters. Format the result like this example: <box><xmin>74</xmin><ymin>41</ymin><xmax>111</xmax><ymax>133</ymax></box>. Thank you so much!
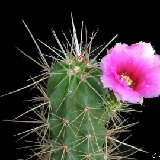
<box><xmin>71</xmin><ymin>15</ymin><xmax>80</xmax><ymax>56</ymax></box>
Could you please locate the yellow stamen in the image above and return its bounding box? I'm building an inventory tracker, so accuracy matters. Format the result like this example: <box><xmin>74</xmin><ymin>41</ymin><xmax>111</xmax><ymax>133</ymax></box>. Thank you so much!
<box><xmin>121</xmin><ymin>73</ymin><xmax>133</xmax><ymax>86</ymax></box>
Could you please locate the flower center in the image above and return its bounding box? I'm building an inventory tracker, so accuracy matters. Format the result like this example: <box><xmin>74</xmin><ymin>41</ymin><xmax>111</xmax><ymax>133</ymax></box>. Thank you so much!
<box><xmin>120</xmin><ymin>73</ymin><xmax>133</xmax><ymax>86</ymax></box>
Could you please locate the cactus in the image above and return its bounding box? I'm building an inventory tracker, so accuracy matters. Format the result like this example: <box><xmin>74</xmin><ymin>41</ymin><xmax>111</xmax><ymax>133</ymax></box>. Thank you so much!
<box><xmin>1</xmin><ymin>17</ymin><xmax>146</xmax><ymax>160</ymax></box>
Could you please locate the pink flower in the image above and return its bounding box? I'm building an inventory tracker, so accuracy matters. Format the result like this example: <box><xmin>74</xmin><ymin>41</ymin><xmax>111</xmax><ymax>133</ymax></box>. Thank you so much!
<box><xmin>100</xmin><ymin>42</ymin><xmax>160</xmax><ymax>104</ymax></box>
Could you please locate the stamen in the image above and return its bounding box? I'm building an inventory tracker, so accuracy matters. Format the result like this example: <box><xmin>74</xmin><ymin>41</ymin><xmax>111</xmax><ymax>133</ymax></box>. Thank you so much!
<box><xmin>120</xmin><ymin>73</ymin><xmax>133</xmax><ymax>86</ymax></box>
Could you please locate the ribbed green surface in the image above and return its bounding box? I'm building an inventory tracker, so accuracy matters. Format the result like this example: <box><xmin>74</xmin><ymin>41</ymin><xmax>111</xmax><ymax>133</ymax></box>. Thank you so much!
<box><xmin>47</xmin><ymin>59</ymin><xmax>108</xmax><ymax>159</ymax></box>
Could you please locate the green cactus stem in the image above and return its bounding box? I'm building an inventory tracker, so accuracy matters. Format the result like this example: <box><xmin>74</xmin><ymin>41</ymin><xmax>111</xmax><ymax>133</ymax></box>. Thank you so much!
<box><xmin>45</xmin><ymin>17</ymin><xmax>123</xmax><ymax>159</ymax></box>
<box><xmin>47</xmin><ymin>54</ymin><xmax>108</xmax><ymax>159</ymax></box>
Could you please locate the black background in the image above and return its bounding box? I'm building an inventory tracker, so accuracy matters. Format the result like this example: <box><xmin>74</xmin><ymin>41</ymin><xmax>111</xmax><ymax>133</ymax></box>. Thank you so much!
<box><xmin>0</xmin><ymin>1</ymin><xmax>160</xmax><ymax>160</ymax></box>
